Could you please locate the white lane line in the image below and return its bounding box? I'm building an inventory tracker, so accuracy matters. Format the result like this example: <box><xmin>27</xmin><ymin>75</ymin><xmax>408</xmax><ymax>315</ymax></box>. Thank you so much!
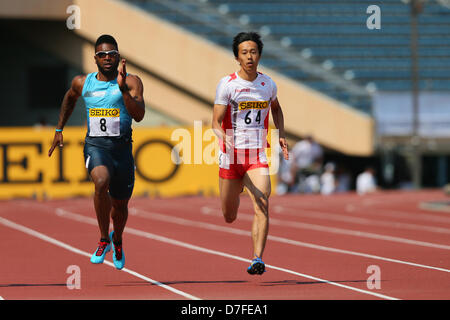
<box><xmin>199</xmin><ymin>206</ymin><xmax>450</xmax><ymax>250</ymax></box>
<box><xmin>136</xmin><ymin>197</ymin><xmax>450</xmax><ymax>230</ymax></box>
<box><xmin>287</xmin><ymin>204</ymin><xmax>450</xmax><ymax>225</ymax></box>
<box><xmin>54</xmin><ymin>208</ymin><xmax>399</xmax><ymax>300</ymax></box>
<box><xmin>419</xmin><ymin>202</ymin><xmax>450</xmax><ymax>213</ymax></box>
<box><xmin>0</xmin><ymin>216</ymin><xmax>200</xmax><ymax>300</ymax></box>
<box><xmin>271</xmin><ymin>205</ymin><xmax>450</xmax><ymax>235</ymax></box>
<box><xmin>129</xmin><ymin>207</ymin><xmax>450</xmax><ymax>274</ymax></box>
<box><xmin>214</xmin><ymin>198</ymin><xmax>450</xmax><ymax>225</ymax></box>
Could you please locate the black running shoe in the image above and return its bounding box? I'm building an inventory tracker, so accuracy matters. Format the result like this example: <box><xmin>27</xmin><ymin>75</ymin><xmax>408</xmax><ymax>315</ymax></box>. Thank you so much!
<box><xmin>247</xmin><ymin>257</ymin><xmax>265</xmax><ymax>275</ymax></box>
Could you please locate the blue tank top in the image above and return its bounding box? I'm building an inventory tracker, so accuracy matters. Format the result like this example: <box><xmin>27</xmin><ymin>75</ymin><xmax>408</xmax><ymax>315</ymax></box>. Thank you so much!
<box><xmin>82</xmin><ymin>72</ymin><xmax>132</xmax><ymax>148</ymax></box>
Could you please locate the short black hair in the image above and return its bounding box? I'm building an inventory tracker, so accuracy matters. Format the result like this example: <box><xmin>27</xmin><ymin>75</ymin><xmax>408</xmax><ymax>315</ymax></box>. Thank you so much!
<box><xmin>95</xmin><ymin>34</ymin><xmax>118</xmax><ymax>51</ymax></box>
<box><xmin>232</xmin><ymin>32</ymin><xmax>263</xmax><ymax>57</ymax></box>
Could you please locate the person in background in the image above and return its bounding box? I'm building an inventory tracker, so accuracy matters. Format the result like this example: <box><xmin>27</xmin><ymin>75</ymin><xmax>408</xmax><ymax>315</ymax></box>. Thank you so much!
<box><xmin>356</xmin><ymin>167</ymin><xmax>378</xmax><ymax>195</ymax></box>
<box><xmin>290</xmin><ymin>135</ymin><xmax>323</xmax><ymax>193</ymax></box>
<box><xmin>320</xmin><ymin>162</ymin><xmax>337</xmax><ymax>195</ymax></box>
<box><xmin>276</xmin><ymin>149</ymin><xmax>294</xmax><ymax>195</ymax></box>
<box><xmin>335</xmin><ymin>165</ymin><xmax>351</xmax><ymax>193</ymax></box>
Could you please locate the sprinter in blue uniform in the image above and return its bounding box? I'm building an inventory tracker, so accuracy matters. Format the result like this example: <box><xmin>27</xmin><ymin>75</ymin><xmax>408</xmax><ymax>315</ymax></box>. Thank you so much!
<box><xmin>48</xmin><ymin>35</ymin><xmax>145</xmax><ymax>270</ymax></box>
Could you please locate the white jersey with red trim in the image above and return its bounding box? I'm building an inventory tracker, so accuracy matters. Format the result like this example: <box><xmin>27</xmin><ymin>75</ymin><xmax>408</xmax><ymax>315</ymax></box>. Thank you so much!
<box><xmin>215</xmin><ymin>72</ymin><xmax>277</xmax><ymax>150</ymax></box>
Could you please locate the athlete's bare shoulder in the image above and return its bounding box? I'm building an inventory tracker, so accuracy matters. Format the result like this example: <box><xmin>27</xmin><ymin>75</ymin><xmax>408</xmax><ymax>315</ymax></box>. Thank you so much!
<box><xmin>72</xmin><ymin>74</ymin><xmax>86</xmax><ymax>86</ymax></box>
<box><xmin>70</xmin><ymin>75</ymin><xmax>87</xmax><ymax>96</ymax></box>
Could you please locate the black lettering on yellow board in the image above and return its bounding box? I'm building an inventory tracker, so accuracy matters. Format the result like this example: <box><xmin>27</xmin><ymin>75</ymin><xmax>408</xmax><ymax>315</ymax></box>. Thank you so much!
<box><xmin>89</xmin><ymin>108</ymin><xmax>120</xmax><ymax>117</ymax></box>
<box><xmin>134</xmin><ymin>139</ymin><xmax>180</xmax><ymax>183</ymax></box>
<box><xmin>1</xmin><ymin>142</ymin><xmax>43</xmax><ymax>183</ymax></box>
<box><xmin>0</xmin><ymin>139</ymin><xmax>183</xmax><ymax>187</ymax></box>
<box><xmin>52</xmin><ymin>141</ymin><xmax>70</xmax><ymax>183</ymax></box>
<box><xmin>239</xmin><ymin>101</ymin><xmax>268</xmax><ymax>110</ymax></box>
<box><xmin>50</xmin><ymin>140</ymin><xmax>90</xmax><ymax>184</ymax></box>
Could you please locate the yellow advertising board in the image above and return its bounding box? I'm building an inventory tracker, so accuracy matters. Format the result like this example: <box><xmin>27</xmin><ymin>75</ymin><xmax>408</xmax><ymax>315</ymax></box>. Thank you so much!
<box><xmin>0</xmin><ymin>126</ymin><xmax>278</xmax><ymax>200</ymax></box>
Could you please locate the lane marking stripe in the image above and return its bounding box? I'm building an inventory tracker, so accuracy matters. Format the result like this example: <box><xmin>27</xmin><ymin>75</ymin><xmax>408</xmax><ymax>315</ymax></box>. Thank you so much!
<box><xmin>272</xmin><ymin>205</ymin><xmax>450</xmax><ymax>234</ymax></box>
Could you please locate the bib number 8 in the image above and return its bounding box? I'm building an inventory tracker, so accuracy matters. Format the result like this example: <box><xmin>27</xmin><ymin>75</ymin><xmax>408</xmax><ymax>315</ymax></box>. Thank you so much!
<box><xmin>100</xmin><ymin>118</ymin><xmax>107</xmax><ymax>132</ymax></box>
<box><xmin>88</xmin><ymin>116</ymin><xmax>120</xmax><ymax>137</ymax></box>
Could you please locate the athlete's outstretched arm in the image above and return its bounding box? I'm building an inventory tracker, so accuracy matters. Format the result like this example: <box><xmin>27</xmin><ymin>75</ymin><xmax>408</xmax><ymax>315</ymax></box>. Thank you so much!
<box><xmin>270</xmin><ymin>98</ymin><xmax>289</xmax><ymax>160</ymax></box>
<box><xmin>48</xmin><ymin>75</ymin><xmax>85</xmax><ymax>157</ymax></box>
<box><xmin>117</xmin><ymin>59</ymin><xmax>145</xmax><ymax>122</ymax></box>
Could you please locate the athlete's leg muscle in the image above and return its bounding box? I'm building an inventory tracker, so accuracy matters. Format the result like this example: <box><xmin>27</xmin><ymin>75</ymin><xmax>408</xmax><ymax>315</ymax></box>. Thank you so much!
<box><xmin>110</xmin><ymin>197</ymin><xmax>129</xmax><ymax>243</ymax></box>
<box><xmin>219</xmin><ymin>177</ymin><xmax>244</xmax><ymax>223</ymax></box>
<box><xmin>90</xmin><ymin>165</ymin><xmax>111</xmax><ymax>240</ymax></box>
<box><xmin>244</xmin><ymin>167</ymin><xmax>271</xmax><ymax>258</ymax></box>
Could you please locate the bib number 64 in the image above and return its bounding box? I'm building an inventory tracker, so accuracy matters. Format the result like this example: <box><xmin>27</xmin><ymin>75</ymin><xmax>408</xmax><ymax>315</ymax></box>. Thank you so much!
<box><xmin>244</xmin><ymin>110</ymin><xmax>261</xmax><ymax>125</ymax></box>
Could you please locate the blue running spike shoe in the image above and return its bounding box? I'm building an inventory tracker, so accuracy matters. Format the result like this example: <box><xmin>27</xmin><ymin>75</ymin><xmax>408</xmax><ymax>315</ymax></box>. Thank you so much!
<box><xmin>247</xmin><ymin>257</ymin><xmax>266</xmax><ymax>275</ymax></box>
<box><xmin>90</xmin><ymin>239</ymin><xmax>111</xmax><ymax>264</ymax></box>
<box><xmin>110</xmin><ymin>231</ymin><xmax>125</xmax><ymax>270</ymax></box>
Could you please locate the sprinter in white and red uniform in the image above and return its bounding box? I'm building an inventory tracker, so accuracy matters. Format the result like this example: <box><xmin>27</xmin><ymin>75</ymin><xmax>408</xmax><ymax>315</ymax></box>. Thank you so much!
<box><xmin>215</xmin><ymin>71</ymin><xmax>275</xmax><ymax>178</ymax></box>
<box><xmin>212</xmin><ymin>32</ymin><xmax>289</xmax><ymax>275</ymax></box>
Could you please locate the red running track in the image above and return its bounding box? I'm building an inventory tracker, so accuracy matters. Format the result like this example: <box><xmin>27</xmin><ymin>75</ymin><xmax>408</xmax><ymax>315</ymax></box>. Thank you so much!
<box><xmin>1</xmin><ymin>190</ymin><xmax>449</xmax><ymax>300</ymax></box>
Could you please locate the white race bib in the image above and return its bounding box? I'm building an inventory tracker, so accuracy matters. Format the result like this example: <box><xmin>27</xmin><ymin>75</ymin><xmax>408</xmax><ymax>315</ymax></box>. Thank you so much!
<box><xmin>88</xmin><ymin>108</ymin><xmax>120</xmax><ymax>137</ymax></box>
